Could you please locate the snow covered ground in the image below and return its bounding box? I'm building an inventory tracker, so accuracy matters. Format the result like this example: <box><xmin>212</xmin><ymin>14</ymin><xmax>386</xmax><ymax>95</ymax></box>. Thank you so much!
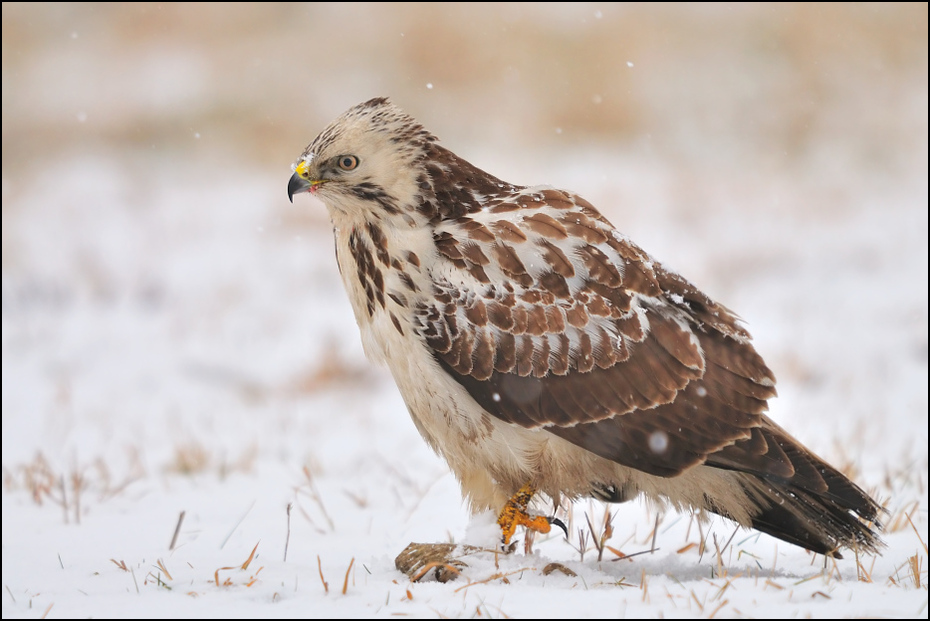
<box><xmin>3</xmin><ymin>4</ymin><xmax>927</xmax><ymax>618</ymax></box>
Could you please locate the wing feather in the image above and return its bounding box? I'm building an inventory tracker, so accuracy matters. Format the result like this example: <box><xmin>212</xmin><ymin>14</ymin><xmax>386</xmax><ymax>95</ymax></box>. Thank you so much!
<box><xmin>416</xmin><ymin>191</ymin><xmax>778</xmax><ymax>477</ymax></box>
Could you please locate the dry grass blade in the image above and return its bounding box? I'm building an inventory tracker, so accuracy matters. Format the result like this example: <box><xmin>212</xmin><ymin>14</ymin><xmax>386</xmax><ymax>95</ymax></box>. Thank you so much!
<box><xmin>606</xmin><ymin>545</ymin><xmax>627</xmax><ymax>560</ymax></box>
<box><xmin>342</xmin><ymin>558</ymin><xmax>355</xmax><ymax>595</ymax></box>
<box><xmin>453</xmin><ymin>567</ymin><xmax>535</xmax><ymax>593</ymax></box>
<box><xmin>583</xmin><ymin>507</ymin><xmax>615</xmax><ymax>563</ymax></box>
<box><xmin>650</xmin><ymin>513</ymin><xmax>661</xmax><ymax>553</ymax></box>
<box><xmin>302</xmin><ymin>466</ymin><xmax>335</xmax><ymax>531</ymax></box>
<box><xmin>711</xmin><ymin>579</ymin><xmax>732</xmax><ymax>602</ymax></box>
<box><xmin>241</xmin><ymin>541</ymin><xmax>260</xmax><ymax>570</ymax></box>
<box><xmin>212</xmin><ymin>545</ymin><xmax>259</xmax><ymax>588</ymax></box>
<box><xmin>825</xmin><ymin>556</ymin><xmax>841</xmax><ymax>584</ymax></box>
<box><xmin>317</xmin><ymin>555</ymin><xmax>329</xmax><ymax>594</ymax></box>
<box><xmin>719</xmin><ymin>527</ymin><xmax>739</xmax><ymax>559</ymax></box>
<box><xmin>794</xmin><ymin>572</ymin><xmax>824</xmax><ymax>586</ymax></box>
<box><xmin>609</xmin><ymin>547</ymin><xmax>660</xmax><ymax>561</ymax></box>
<box><xmin>59</xmin><ymin>475</ymin><xmax>68</xmax><ymax>525</ymax></box>
<box><xmin>905</xmin><ymin>512</ymin><xmax>928</xmax><ymax>555</ymax></box>
<box><xmin>246</xmin><ymin>566</ymin><xmax>264</xmax><ymax>588</ymax></box>
<box><xmin>855</xmin><ymin>548</ymin><xmax>875</xmax><ymax>583</ymax></box>
<box><xmin>689</xmin><ymin>588</ymin><xmax>704</xmax><ymax>612</ymax></box>
<box><xmin>214</xmin><ymin>566</ymin><xmax>237</xmax><ymax>587</ymax></box>
<box><xmin>708</xmin><ymin>598</ymin><xmax>729</xmax><ymax>618</ymax></box>
<box><xmin>908</xmin><ymin>554</ymin><xmax>923</xmax><ymax>589</ymax></box>
<box><xmin>221</xmin><ymin>501</ymin><xmax>255</xmax><ymax>549</ymax></box>
<box><xmin>110</xmin><ymin>559</ymin><xmax>129</xmax><ymax>572</ymax></box>
<box><xmin>575</xmin><ymin>527</ymin><xmax>588</xmax><ymax>562</ymax></box>
<box><xmin>156</xmin><ymin>559</ymin><xmax>173</xmax><ymax>581</ymax></box>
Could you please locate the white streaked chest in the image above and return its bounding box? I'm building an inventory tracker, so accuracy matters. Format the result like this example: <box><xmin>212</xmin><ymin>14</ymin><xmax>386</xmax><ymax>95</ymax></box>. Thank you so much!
<box><xmin>331</xmin><ymin>218</ymin><xmax>431</xmax><ymax>364</ymax></box>
<box><xmin>329</xmin><ymin>217</ymin><xmax>545</xmax><ymax>481</ymax></box>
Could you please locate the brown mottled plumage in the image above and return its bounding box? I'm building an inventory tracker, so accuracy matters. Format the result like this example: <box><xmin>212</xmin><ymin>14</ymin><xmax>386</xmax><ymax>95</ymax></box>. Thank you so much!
<box><xmin>288</xmin><ymin>97</ymin><xmax>882</xmax><ymax>557</ymax></box>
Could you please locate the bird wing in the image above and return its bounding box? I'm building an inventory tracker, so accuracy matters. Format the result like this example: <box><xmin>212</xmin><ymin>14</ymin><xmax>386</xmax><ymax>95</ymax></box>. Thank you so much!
<box><xmin>414</xmin><ymin>188</ymin><xmax>779</xmax><ymax>477</ymax></box>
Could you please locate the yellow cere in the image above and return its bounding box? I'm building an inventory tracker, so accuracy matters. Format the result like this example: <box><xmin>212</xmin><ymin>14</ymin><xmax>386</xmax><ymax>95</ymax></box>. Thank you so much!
<box><xmin>295</xmin><ymin>159</ymin><xmax>310</xmax><ymax>178</ymax></box>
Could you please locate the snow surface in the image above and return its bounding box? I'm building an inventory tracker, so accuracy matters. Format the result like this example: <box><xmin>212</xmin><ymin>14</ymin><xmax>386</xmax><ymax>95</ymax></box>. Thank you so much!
<box><xmin>3</xmin><ymin>4</ymin><xmax>927</xmax><ymax>618</ymax></box>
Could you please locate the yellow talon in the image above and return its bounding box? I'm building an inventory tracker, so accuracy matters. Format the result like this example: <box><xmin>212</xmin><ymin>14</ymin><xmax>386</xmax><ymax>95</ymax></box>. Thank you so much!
<box><xmin>497</xmin><ymin>483</ymin><xmax>554</xmax><ymax>545</ymax></box>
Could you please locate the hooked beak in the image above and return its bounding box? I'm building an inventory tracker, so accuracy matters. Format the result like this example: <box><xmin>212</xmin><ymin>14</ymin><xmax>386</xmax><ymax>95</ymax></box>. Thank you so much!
<box><xmin>287</xmin><ymin>171</ymin><xmax>311</xmax><ymax>203</ymax></box>
<box><xmin>288</xmin><ymin>158</ymin><xmax>327</xmax><ymax>203</ymax></box>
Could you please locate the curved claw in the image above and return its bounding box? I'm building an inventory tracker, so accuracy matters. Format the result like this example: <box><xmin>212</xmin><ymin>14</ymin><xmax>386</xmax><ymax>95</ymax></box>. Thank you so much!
<box><xmin>547</xmin><ymin>516</ymin><xmax>568</xmax><ymax>538</ymax></box>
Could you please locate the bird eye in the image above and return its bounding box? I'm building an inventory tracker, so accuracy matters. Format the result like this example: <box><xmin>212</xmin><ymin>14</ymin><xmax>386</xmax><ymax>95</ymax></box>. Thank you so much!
<box><xmin>337</xmin><ymin>155</ymin><xmax>359</xmax><ymax>171</ymax></box>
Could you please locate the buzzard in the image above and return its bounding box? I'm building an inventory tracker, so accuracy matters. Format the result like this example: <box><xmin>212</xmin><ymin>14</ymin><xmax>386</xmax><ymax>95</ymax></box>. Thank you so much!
<box><xmin>288</xmin><ymin>97</ymin><xmax>882</xmax><ymax>557</ymax></box>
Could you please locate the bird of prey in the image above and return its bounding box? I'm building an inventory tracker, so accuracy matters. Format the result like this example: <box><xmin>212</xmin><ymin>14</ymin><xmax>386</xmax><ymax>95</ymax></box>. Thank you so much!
<box><xmin>288</xmin><ymin>97</ymin><xmax>882</xmax><ymax>557</ymax></box>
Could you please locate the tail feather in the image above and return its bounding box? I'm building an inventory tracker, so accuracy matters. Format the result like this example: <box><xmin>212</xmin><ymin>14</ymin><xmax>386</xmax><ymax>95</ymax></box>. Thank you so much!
<box><xmin>736</xmin><ymin>473</ymin><xmax>882</xmax><ymax>557</ymax></box>
<box><xmin>707</xmin><ymin>419</ymin><xmax>883</xmax><ymax>556</ymax></box>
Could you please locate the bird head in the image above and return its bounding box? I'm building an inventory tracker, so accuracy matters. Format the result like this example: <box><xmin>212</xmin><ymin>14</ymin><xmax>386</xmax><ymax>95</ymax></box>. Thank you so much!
<box><xmin>288</xmin><ymin>97</ymin><xmax>437</xmax><ymax>221</ymax></box>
